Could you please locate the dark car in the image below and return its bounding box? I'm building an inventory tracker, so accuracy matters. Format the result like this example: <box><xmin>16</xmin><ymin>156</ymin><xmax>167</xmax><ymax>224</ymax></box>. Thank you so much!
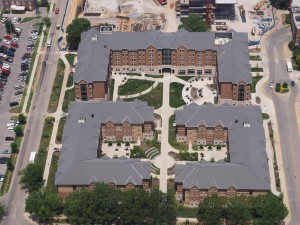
<box><xmin>4</xmin><ymin>137</ymin><xmax>14</xmax><ymax>141</ymax></box>
<box><xmin>23</xmin><ymin>52</ymin><xmax>31</xmax><ymax>58</ymax></box>
<box><xmin>19</xmin><ymin>71</ymin><xmax>28</xmax><ymax>76</ymax></box>
<box><xmin>5</xmin><ymin>57</ymin><xmax>13</xmax><ymax>63</ymax></box>
<box><xmin>291</xmin><ymin>81</ymin><xmax>295</xmax><ymax>87</ymax></box>
<box><xmin>14</xmin><ymin>90</ymin><xmax>22</xmax><ymax>95</ymax></box>
<box><xmin>0</xmin><ymin>157</ymin><xmax>9</xmax><ymax>164</ymax></box>
<box><xmin>21</xmin><ymin>63</ymin><xmax>28</xmax><ymax>67</ymax></box>
<box><xmin>7</xmin><ymin>51</ymin><xmax>14</xmax><ymax>57</ymax></box>
<box><xmin>8</xmin><ymin>47</ymin><xmax>15</xmax><ymax>52</ymax></box>
<box><xmin>9</xmin><ymin>101</ymin><xmax>19</xmax><ymax>107</ymax></box>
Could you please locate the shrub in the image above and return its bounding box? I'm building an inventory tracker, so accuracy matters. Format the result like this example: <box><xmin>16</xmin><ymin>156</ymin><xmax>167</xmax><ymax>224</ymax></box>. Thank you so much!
<box><xmin>108</xmin><ymin>142</ymin><xmax>112</xmax><ymax>146</ymax></box>
<box><xmin>216</xmin><ymin>145</ymin><xmax>221</xmax><ymax>150</ymax></box>
<box><xmin>208</xmin><ymin>145</ymin><xmax>212</xmax><ymax>150</ymax></box>
<box><xmin>210</xmin><ymin>157</ymin><xmax>215</xmax><ymax>162</ymax></box>
<box><xmin>18</xmin><ymin>114</ymin><xmax>26</xmax><ymax>125</ymax></box>
<box><xmin>14</xmin><ymin>125</ymin><xmax>23</xmax><ymax>137</ymax></box>
<box><xmin>125</xmin><ymin>142</ymin><xmax>130</xmax><ymax>146</ymax></box>
<box><xmin>7</xmin><ymin>159</ymin><xmax>14</xmax><ymax>171</ymax></box>
<box><xmin>11</xmin><ymin>142</ymin><xmax>19</xmax><ymax>154</ymax></box>
<box><xmin>200</xmin><ymin>145</ymin><xmax>204</xmax><ymax>149</ymax></box>
<box><xmin>117</xmin><ymin>142</ymin><xmax>121</xmax><ymax>146</ymax></box>
<box><xmin>282</xmin><ymin>82</ymin><xmax>288</xmax><ymax>88</ymax></box>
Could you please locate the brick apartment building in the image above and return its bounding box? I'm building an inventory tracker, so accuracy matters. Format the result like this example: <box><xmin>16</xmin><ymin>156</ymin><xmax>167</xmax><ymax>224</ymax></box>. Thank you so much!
<box><xmin>75</xmin><ymin>28</ymin><xmax>251</xmax><ymax>104</ymax></box>
<box><xmin>174</xmin><ymin>104</ymin><xmax>270</xmax><ymax>207</ymax></box>
<box><xmin>0</xmin><ymin>0</ymin><xmax>37</xmax><ymax>12</ymax></box>
<box><xmin>291</xmin><ymin>0</ymin><xmax>300</xmax><ymax>45</ymax></box>
<box><xmin>55</xmin><ymin>100</ymin><xmax>153</xmax><ymax>198</ymax></box>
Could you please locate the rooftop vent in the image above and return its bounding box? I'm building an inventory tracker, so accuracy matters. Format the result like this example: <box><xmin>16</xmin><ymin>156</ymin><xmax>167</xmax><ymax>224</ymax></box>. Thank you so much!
<box><xmin>91</xmin><ymin>34</ymin><xmax>98</xmax><ymax>41</ymax></box>
<box><xmin>243</xmin><ymin>122</ymin><xmax>250</xmax><ymax>128</ymax></box>
<box><xmin>91</xmin><ymin>114</ymin><xmax>94</xmax><ymax>118</ymax></box>
<box><xmin>78</xmin><ymin>117</ymin><xmax>86</xmax><ymax>124</ymax></box>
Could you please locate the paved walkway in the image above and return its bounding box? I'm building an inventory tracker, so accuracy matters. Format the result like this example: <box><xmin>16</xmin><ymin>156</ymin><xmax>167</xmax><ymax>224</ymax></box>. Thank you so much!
<box><xmin>42</xmin><ymin>52</ymin><xmax>70</xmax><ymax>182</ymax></box>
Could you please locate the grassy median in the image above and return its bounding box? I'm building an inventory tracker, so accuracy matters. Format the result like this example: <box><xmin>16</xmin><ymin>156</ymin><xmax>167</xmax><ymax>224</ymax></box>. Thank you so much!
<box><xmin>48</xmin><ymin>59</ymin><xmax>65</xmax><ymax>113</ymax></box>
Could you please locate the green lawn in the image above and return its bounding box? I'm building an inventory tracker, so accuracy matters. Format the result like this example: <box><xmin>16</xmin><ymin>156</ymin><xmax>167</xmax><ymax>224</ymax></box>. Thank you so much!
<box><xmin>118</xmin><ymin>79</ymin><xmax>155</xmax><ymax>96</ymax></box>
<box><xmin>56</xmin><ymin>117</ymin><xmax>66</xmax><ymax>144</ymax></box>
<box><xmin>251</xmin><ymin>68</ymin><xmax>264</xmax><ymax>72</ymax></box>
<box><xmin>170</xmin><ymin>82</ymin><xmax>185</xmax><ymax>108</ymax></box>
<box><xmin>21</xmin><ymin>17</ymin><xmax>39</xmax><ymax>23</ymax></box>
<box><xmin>176</xmin><ymin>76</ymin><xmax>194</xmax><ymax>81</ymax></box>
<box><xmin>249</xmin><ymin>55</ymin><xmax>262</xmax><ymax>61</ymax></box>
<box><xmin>67</xmin><ymin>74</ymin><xmax>73</xmax><ymax>88</ymax></box>
<box><xmin>251</xmin><ymin>76</ymin><xmax>263</xmax><ymax>93</ymax></box>
<box><xmin>109</xmin><ymin>79</ymin><xmax>115</xmax><ymax>100</ymax></box>
<box><xmin>169</xmin><ymin>115</ymin><xmax>188</xmax><ymax>151</ymax></box>
<box><xmin>145</xmin><ymin>74</ymin><xmax>164</xmax><ymax>78</ymax></box>
<box><xmin>125</xmin><ymin>83</ymin><xmax>163</xmax><ymax>109</ymax></box>
<box><xmin>126</xmin><ymin>73</ymin><xmax>142</xmax><ymax>76</ymax></box>
<box><xmin>62</xmin><ymin>88</ymin><xmax>75</xmax><ymax>113</ymax></box>
<box><xmin>46</xmin><ymin>152</ymin><xmax>59</xmax><ymax>193</ymax></box>
<box><xmin>65</xmin><ymin>53</ymin><xmax>76</xmax><ymax>66</ymax></box>
<box><xmin>36</xmin><ymin>117</ymin><xmax>55</xmax><ymax>172</ymax></box>
<box><xmin>48</xmin><ymin>58</ymin><xmax>65</xmax><ymax>113</ymax></box>
<box><xmin>26</xmin><ymin>37</ymin><xmax>41</xmax><ymax>84</ymax></box>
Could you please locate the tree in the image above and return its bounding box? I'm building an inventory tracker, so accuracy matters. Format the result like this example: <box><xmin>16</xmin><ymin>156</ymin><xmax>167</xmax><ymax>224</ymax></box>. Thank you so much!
<box><xmin>198</xmin><ymin>194</ymin><xmax>225</xmax><ymax>225</ymax></box>
<box><xmin>14</xmin><ymin>125</ymin><xmax>23</xmax><ymax>137</ymax></box>
<box><xmin>42</xmin><ymin>17</ymin><xmax>51</xmax><ymax>27</ymax></box>
<box><xmin>18</xmin><ymin>113</ymin><xmax>26</xmax><ymax>125</ymax></box>
<box><xmin>225</xmin><ymin>196</ymin><xmax>252</xmax><ymax>225</ymax></box>
<box><xmin>18</xmin><ymin>163</ymin><xmax>44</xmax><ymax>192</ymax></box>
<box><xmin>10</xmin><ymin>142</ymin><xmax>18</xmax><ymax>154</ymax></box>
<box><xmin>25</xmin><ymin>189</ymin><xmax>62</xmax><ymax>222</ymax></box>
<box><xmin>270</xmin><ymin>0</ymin><xmax>288</xmax><ymax>9</ymax></box>
<box><xmin>66</xmin><ymin>18</ymin><xmax>91</xmax><ymax>50</ymax></box>
<box><xmin>38</xmin><ymin>0</ymin><xmax>48</xmax><ymax>7</ymax></box>
<box><xmin>5</xmin><ymin>20</ymin><xmax>15</xmax><ymax>34</ymax></box>
<box><xmin>64</xmin><ymin>189</ymin><xmax>95</xmax><ymax>225</ymax></box>
<box><xmin>0</xmin><ymin>202</ymin><xmax>7</xmax><ymax>220</ymax></box>
<box><xmin>251</xmin><ymin>193</ymin><xmax>288</xmax><ymax>225</ymax></box>
<box><xmin>7</xmin><ymin>159</ymin><xmax>14</xmax><ymax>171</ymax></box>
<box><xmin>178</xmin><ymin>15</ymin><xmax>209</xmax><ymax>32</ymax></box>
<box><xmin>146</xmin><ymin>188</ymin><xmax>177</xmax><ymax>225</ymax></box>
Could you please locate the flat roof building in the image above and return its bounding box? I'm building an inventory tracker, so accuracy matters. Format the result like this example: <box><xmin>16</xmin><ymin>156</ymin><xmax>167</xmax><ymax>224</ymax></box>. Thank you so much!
<box><xmin>291</xmin><ymin>0</ymin><xmax>300</xmax><ymax>45</ymax></box>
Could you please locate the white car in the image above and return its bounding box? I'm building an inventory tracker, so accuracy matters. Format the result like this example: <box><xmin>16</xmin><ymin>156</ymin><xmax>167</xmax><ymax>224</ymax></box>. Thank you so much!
<box><xmin>2</xmin><ymin>64</ymin><xmax>10</xmax><ymax>69</ymax></box>
<box><xmin>3</xmin><ymin>40</ymin><xmax>11</xmax><ymax>45</ymax></box>
<box><xmin>31</xmin><ymin>35</ymin><xmax>38</xmax><ymax>40</ymax></box>
<box><xmin>0</xmin><ymin>17</ymin><xmax>8</xmax><ymax>24</ymax></box>
<box><xmin>13</xmin><ymin>37</ymin><xmax>19</xmax><ymax>42</ymax></box>
<box><xmin>0</xmin><ymin>53</ymin><xmax>7</xmax><ymax>58</ymax></box>
<box><xmin>12</xmin><ymin>17</ymin><xmax>18</xmax><ymax>23</ymax></box>
<box><xmin>31</xmin><ymin>32</ymin><xmax>38</xmax><ymax>36</ymax></box>
<box><xmin>270</xmin><ymin>81</ymin><xmax>274</xmax><ymax>88</ymax></box>
<box><xmin>6</xmin><ymin>122</ymin><xmax>16</xmax><ymax>128</ymax></box>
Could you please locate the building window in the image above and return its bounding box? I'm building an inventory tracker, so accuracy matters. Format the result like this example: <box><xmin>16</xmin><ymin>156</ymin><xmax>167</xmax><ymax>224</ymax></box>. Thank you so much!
<box><xmin>238</xmin><ymin>84</ymin><xmax>245</xmax><ymax>101</ymax></box>
<box><xmin>187</xmin><ymin>69</ymin><xmax>195</xmax><ymax>75</ymax></box>
<box><xmin>204</xmin><ymin>69</ymin><xmax>212</xmax><ymax>75</ymax></box>
<box><xmin>178</xmin><ymin>70</ymin><xmax>185</xmax><ymax>75</ymax></box>
<box><xmin>80</xmin><ymin>84</ymin><xmax>88</xmax><ymax>101</ymax></box>
<box><xmin>162</xmin><ymin>49</ymin><xmax>171</xmax><ymax>65</ymax></box>
<box><xmin>197</xmin><ymin>70</ymin><xmax>202</xmax><ymax>75</ymax></box>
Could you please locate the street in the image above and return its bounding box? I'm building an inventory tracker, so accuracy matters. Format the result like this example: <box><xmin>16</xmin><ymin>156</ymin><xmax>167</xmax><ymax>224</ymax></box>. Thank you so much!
<box><xmin>263</xmin><ymin>27</ymin><xmax>300</xmax><ymax>225</ymax></box>
<box><xmin>0</xmin><ymin>0</ymin><xmax>68</xmax><ymax>224</ymax></box>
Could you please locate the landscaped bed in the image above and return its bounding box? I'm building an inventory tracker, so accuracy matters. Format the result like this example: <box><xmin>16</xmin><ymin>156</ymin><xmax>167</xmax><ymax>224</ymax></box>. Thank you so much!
<box><xmin>170</xmin><ymin>82</ymin><xmax>185</xmax><ymax>108</ymax></box>
<box><xmin>62</xmin><ymin>88</ymin><xmax>75</xmax><ymax>113</ymax></box>
<box><xmin>65</xmin><ymin>53</ymin><xmax>76</xmax><ymax>66</ymax></box>
<box><xmin>118</xmin><ymin>79</ymin><xmax>154</xmax><ymax>96</ymax></box>
<box><xmin>251</xmin><ymin>76</ymin><xmax>263</xmax><ymax>93</ymax></box>
<box><xmin>56</xmin><ymin>117</ymin><xmax>66</xmax><ymax>143</ymax></box>
<box><xmin>124</xmin><ymin>83</ymin><xmax>163</xmax><ymax>109</ymax></box>
<box><xmin>168</xmin><ymin>115</ymin><xmax>188</xmax><ymax>151</ymax></box>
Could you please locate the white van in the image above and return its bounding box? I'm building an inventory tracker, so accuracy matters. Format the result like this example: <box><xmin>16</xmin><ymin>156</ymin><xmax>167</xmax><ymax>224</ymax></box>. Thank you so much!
<box><xmin>287</xmin><ymin>61</ymin><xmax>292</xmax><ymax>72</ymax></box>
<box><xmin>14</xmin><ymin>27</ymin><xmax>22</xmax><ymax>33</ymax></box>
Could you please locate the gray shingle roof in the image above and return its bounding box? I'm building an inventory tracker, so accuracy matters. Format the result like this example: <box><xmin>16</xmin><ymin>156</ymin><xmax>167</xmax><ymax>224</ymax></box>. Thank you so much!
<box><xmin>175</xmin><ymin>104</ymin><xmax>270</xmax><ymax>190</ymax></box>
<box><xmin>74</xmin><ymin>28</ymin><xmax>251</xmax><ymax>84</ymax></box>
<box><xmin>55</xmin><ymin>100</ymin><xmax>153</xmax><ymax>186</ymax></box>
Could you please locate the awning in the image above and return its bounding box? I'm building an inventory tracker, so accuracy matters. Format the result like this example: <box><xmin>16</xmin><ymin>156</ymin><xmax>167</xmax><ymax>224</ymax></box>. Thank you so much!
<box><xmin>10</xmin><ymin>5</ymin><xmax>26</xmax><ymax>11</ymax></box>
<box><xmin>215</xmin><ymin>0</ymin><xmax>237</xmax><ymax>4</ymax></box>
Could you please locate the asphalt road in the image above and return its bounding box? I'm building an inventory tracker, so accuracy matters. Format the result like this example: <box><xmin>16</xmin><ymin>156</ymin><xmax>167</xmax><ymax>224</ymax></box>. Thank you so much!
<box><xmin>0</xmin><ymin>1</ymin><xmax>67</xmax><ymax>224</ymax></box>
<box><xmin>263</xmin><ymin>27</ymin><xmax>300</xmax><ymax>225</ymax></box>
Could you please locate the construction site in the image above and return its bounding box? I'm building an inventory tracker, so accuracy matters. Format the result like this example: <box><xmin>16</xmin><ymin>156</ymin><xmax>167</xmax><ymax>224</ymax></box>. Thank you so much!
<box><xmin>78</xmin><ymin>0</ymin><xmax>180</xmax><ymax>32</ymax></box>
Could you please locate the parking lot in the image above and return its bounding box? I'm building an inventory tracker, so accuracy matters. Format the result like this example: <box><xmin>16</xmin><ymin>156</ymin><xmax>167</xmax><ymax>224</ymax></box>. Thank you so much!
<box><xmin>0</xmin><ymin>18</ymin><xmax>41</xmax><ymax>186</ymax></box>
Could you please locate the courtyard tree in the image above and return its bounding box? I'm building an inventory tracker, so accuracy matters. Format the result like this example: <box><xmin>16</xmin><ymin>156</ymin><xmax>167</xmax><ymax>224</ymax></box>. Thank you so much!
<box><xmin>18</xmin><ymin>163</ymin><xmax>44</xmax><ymax>192</ymax></box>
<box><xmin>225</xmin><ymin>196</ymin><xmax>252</xmax><ymax>225</ymax></box>
<box><xmin>0</xmin><ymin>202</ymin><xmax>7</xmax><ymax>221</ymax></box>
<box><xmin>66</xmin><ymin>18</ymin><xmax>91</xmax><ymax>50</ymax></box>
<box><xmin>6</xmin><ymin>159</ymin><xmax>14</xmax><ymax>171</ymax></box>
<box><xmin>14</xmin><ymin>125</ymin><xmax>23</xmax><ymax>137</ymax></box>
<box><xmin>270</xmin><ymin>0</ymin><xmax>289</xmax><ymax>9</ymax></box>
<box><xmin>42</xmin><ymin>17</ymin><xmax>51</xmax><ymax>27</ymax></box>
<box><xmin>25</xmin><ymin>189</ymin><xmax>62</xmax><ymax>222</ymax></box>
<box><xmin>178</xmin><ymin>15</ymin><xmax>209</xmax><ymax>32</ymax></box>
<box><xmin>10</xmin><ymin>142</ymin><xmax>18</xmax><ymax>154</ymax></box>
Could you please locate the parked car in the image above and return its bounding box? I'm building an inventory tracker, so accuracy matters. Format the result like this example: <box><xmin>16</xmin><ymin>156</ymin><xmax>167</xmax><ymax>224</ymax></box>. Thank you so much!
<box><xmin>1</xmin><ymin>149</ymin><xmax>11</xmax><ymax>154</ymax></box>
<box><xmin>11</xmin><ymin>42</ymin><xmax>18</xmax><ymax>48</ymax></box>
<box><xmin>14</xmin><ymin>84</ymin><xmax>24</xmax><ymax>90</ymax></box>
<box><xmin>13</xmin><ymin>33</ymin><xmax>21</xmax><ymax>38</ymax></box>
<box><xmin>12</xmin><ymin>17</ymin><xmax>18</xmax><ymax>23</ymax></box>
<box><xmin>1</xmin><ymin>45</ymin><xmax>8</xmax><ymax>50</ymax></box>
<box><xmin>0</xmin><ymin>174</ymin><xmax>4</xmax><ymax>182</ymax></box>
<box><xmin>9</xmin><ymin>101</ymin><xmax>19</xmax><ymax>107</ymax></box>
<box><xmin>23</xmin><ymin>52</ymin><xmax>31</xmax><ymax>58</ymax></box>
<box><xmin>0</xmin><ymin>17</ymin><xmax>8</xmax><ymax>24</ymax></box>
<box><xmin>21</xmin><ymin>65</ymin><xmax>29</xmax><ymax>71</ymax></box>
<box><xmin>5</xmin><ymin>57</ymin><xmax>13</xmax><ymax>63</ymax></box>
<box><xmin>55</xmin><ymin>8</ymin><xmax>59</xmax><ymax>14</ymax></box>
<box><xmin>31</xmin><ymin>31</ymin><xmax>38</xmax><ymax>36</ymax></box>
<box><xmin>27</xmin><ymin>47</ymin><xmax>33</xmax><ymax>51</ymax></box>
<box><xmin>3</xmin><ymin>35</ymin><xmax>12</xmax><ymax>40</ymax></box>
<box><xmin>7</xmin><ymin>51</ymin><xmax>14</xmax><ymax>57</ymax></box>
<box><xmin>5</xmin><ymin>137</ymin><xmax>14</xmax><ymax>141</ymax></box>
<box><xmin>0</xmin><ymin>157</ymin><xmax>10</xmax><ymax>164</ymax></box>
<box><xmin>14</xmin><ymin>27</ymin><xmax>22</xmax><ymax>33</ymax></box>
<box><xmin>291</xmin><ymin>81</ymin><xmax>295</xmax><ymax>87</ymax></box>
<box><xmin>3</xmin><ymin>40</ymin><xmax>10</xmax><ymax>45</ymax></box>
<box><xmin>13</xmin><ymin>37</ymin><xmax>19</xmax><ymax>42</ymax></box>
<box><xmin>14</xmin><ymin>90</ymin><xmax>23</xmax><ymax>95</ymax></box>
<box><xmin>19</xmin><ymin>71</ymin><xmax>28</xmax><ymax>76</ymax></box>
<box><xmin>8</xmin><ymin>47</ymin><xmax>15</xmax><ymax>52</ymax></box>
